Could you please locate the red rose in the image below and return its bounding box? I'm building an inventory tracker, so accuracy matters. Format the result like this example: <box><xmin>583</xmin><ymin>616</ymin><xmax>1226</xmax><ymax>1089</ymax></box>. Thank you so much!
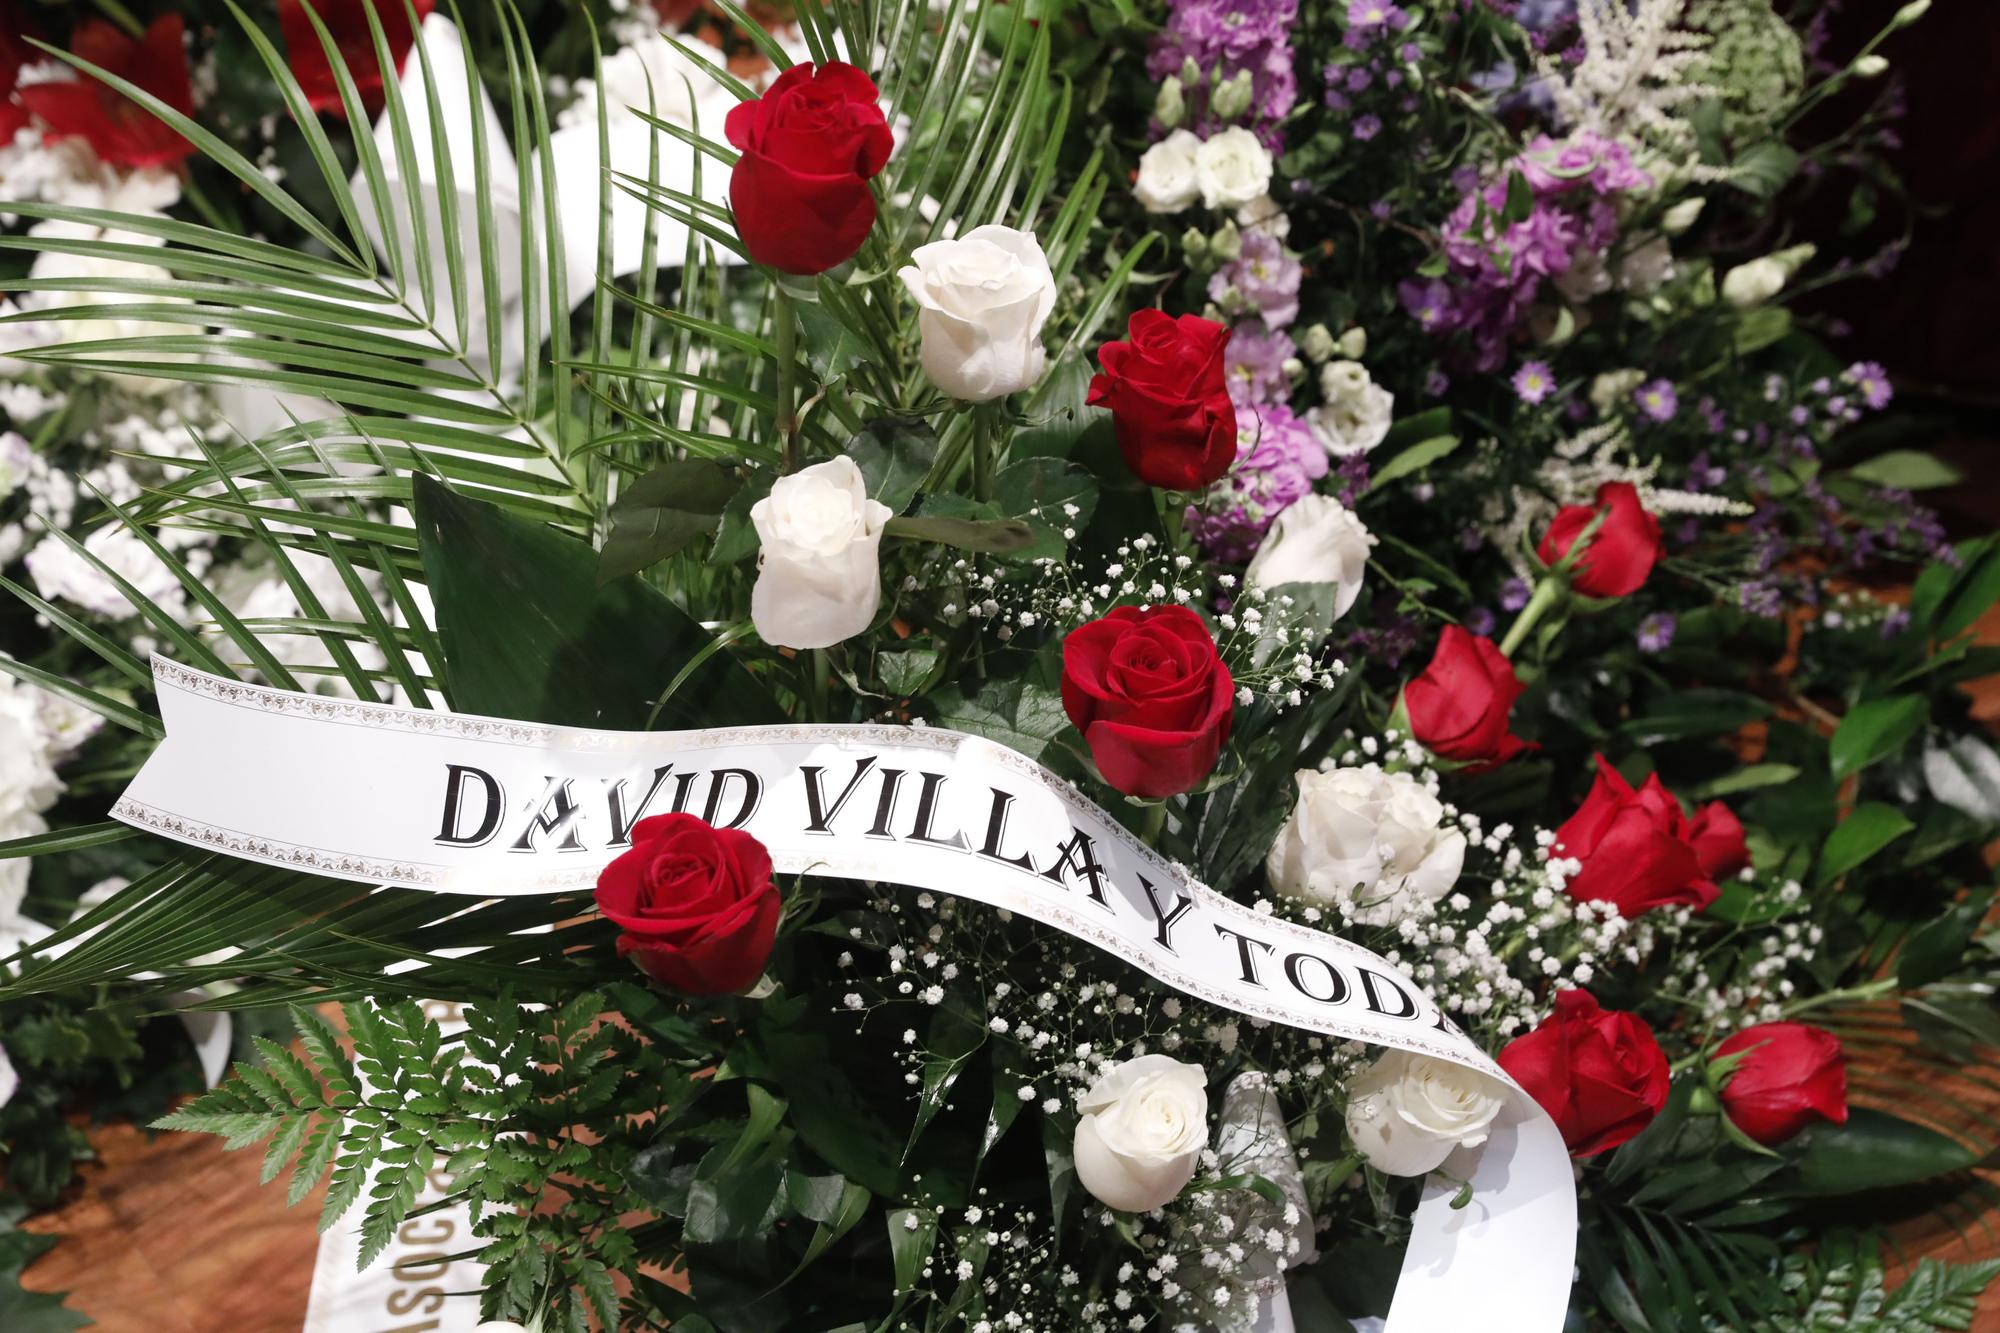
<box><xmin>1537</xmin><ymin>480</ymin><xmax>1662</xmax><ymax>599</ymax></box>
<box><xmin>1499</xmin><ymin>989</ymin><xmax>1671</xmax><ymax>1157</ymax></box>
<box><xmin>1</xmin><ymin>3</ymin><xmax>36</xmax><ymax>141</ymax></box>
<box><xmin>1713</xmin><ymin>1022</ymin><xmax>1848</xmax><ymax>1146</ymax></box>
<box><xmin>594</xmin><ymin>814</ymin><xmax>781</xmax><ymax>994</ymax></box>
<box><xmin>724</xmin><ymin>61</ymin><xmax>892</xmax><ymax>275</ymax></box>
<box><xmin>1554</xmin><ymin>756</ymin><xmax>1720</xmax><ymax>916</ymax></box>
<box><xmin>1688</xmin><ymin>800</ymin><xmax>1750</xmax><ymax>880</ymax></box>
<box><xmin>1403</xmin><ymin>626</ymin><xmax>1532</xmax><ymax>768</ymax></box>
<box><xmin>16</xmin><ymin>16</ymin><xmax>195</xmax><ymax>170</ymax></box>
<box><xmin>277</xmin><ymin>0</ymin><xmax>435</xmax><ymax>119</ymax></box>
<box><xmin>1087</xmin><ymin>310</ymin><xmax>1238</xmax><ymax>491</ymax></box>
<box><xmin>1061</xmin><ymin>605</ymin><xmax>1234</xmax><ymax>799</ymax></box>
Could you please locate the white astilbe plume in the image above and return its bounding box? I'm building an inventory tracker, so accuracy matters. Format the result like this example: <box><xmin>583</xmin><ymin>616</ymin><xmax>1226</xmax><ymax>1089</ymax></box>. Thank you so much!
<box><xmin>1537</xmin><ymin>0</ymin><xmax>1721</xmax><ymax>159</ymax></box>
<box><xmin>1485</xmin><ymin>422</ymin><xmax>1752</xmax><ymax>578</ymax></box>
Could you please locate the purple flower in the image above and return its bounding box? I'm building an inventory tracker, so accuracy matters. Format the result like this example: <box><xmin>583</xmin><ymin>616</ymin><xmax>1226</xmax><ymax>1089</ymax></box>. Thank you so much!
<box><xmin>1211</xmin><ymin>232</ymin><xmax>1304</xmax><ymax>329</ymax></box>
<box><xmin>1224</xmin><ymin>323</ymin><xmax>1298</xmax><ymax>407</ymax></box>
<box><xmin>1465</xmin><ymin>606</ymin><xmax>1497</xmax><ymax>636</ymax></box>
<box><xmin>1499</xmin><ymin>577</ymin><xmax>1532</xmax><ymax>612</ymax></box>
<box><xmin>1187</xmin><ymin>402</ymin><xmax>1329</xmax><ymax>563</ymax></box>
<box><xmin>1347</xmin><ymin>0</ymin><xmax>1408</xmax><ymax>32</ymax></box>
<box><xmin>1739</xmin><ymin>581</ymin><xmax>1782</xmax><ymax>618</ymax></box>
<box><xmin>1149</xmin><ymin>0</ymin><xmax>1300</xmax><ymax>146</ymax></box>
<box><xmin>1511</xmin><ymin>359</ymin><xmax>1555</xmax><ymax>404</ymax></box>
<box><xmin>1353</xmin><ymin>114</ymin><xmax>1383</xmax><ymax>141</ymax></box>
<box><xmin>1636</xmin><ymin>613</ymin><xmax>1676</xmax><ymax>653</ymax></box>
<box><xmin>1845</xmin><ymin>361</ymin><xmax>1893</xmax><ymax>411</ymax></box>
<box><xmin>1423</xmin><ymin>368</ymin><xmax>1450</xmax><ymax>396</ymax></box>
<box><xmin>1634</xmin><ymin>379</ymin><xmax>1678</xmax><ymax>422</ymax></box>
<box><xmin>1880</xmin><ymin>605</ymin><xmax>1911</xmax><ymax>638</ymax></box>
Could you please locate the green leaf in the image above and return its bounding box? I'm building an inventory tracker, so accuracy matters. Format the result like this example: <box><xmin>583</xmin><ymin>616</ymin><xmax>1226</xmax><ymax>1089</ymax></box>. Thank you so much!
<box><xmin>885</xmin><ymin>513</ymin><xmax>1038</xmax><ymax>554</ymax></box>
<box><xmin>1733</xmin><ymin>306</ymin><xmax>1792</xmax><ymax>354</ymax></box>
<box><xmin>1622</xmin><ymin>689</ymin><xmax>1772</xmax><ymax>743</ymax></box>
<box><xmin>413</xmin><ymin>475</ymin><xmax>780</xmax><ymax>729</ymax></box>
<box><xmin>1692</xmin><ymin>764</ymin><xmax>1799</xmax><ymax>799</ymax></box>
<box><xmin>1728</xmin><ymin>141</ymin><xmax>1801</xmax><ymax>200</ymax></box>
<box><xmin>991</xmin><ymin>456</ymin><xmax>1100</xmax><ymax>559</ymax></box>
<box><xmin>1368</xmin><ymin>434</ymin><xmax>1461</xmax><ymax>491</ymax></box>
<box><xmin>849</xmin><ymin>417</ymin><xmax>939</xmax><ymax>514</ymax></box>
<box><xmin>886</xmin><ymin>1208</ymin><xmax>937</xmax><ymax>1295</ymax></box>
<box><xmin>598</xmin><ymin>460</ymin><xmax>743</xmax><ymax>582</ymax></box>
<box><xmin>1846</xmin><ymin>449</ymin><xmax>1964</xmax><ymax>491</ymax></box>
<box><xmin>1815</xmin><ymin>802</ymin><xmax>1914</xmax><ymax>884</ymax></box>
<box><xmin>1778</xmin><ymin>1107</ymin><xmax>1975</xmax><ymax>1195</ymax></box>
<box><xmin>1829</xmin><ymin>695</ymin><xmax>1927</xmax><ymax>780</ymax></box>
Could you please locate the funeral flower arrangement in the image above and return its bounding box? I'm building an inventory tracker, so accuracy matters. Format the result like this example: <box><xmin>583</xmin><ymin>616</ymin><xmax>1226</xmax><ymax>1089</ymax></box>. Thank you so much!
<box><xmin>3</xmin><ymin>0</ymin><xmax>1999</xmax><ymax>1330</ymax></box>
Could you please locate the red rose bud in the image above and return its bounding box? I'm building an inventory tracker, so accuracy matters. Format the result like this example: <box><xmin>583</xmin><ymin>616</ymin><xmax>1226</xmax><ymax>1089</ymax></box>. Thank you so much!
<box><xmin>17</xmin><ymin>16</ymin><xmax>195</xmax><ymax>169</ymax></box>
<box><xmin>1061</xmin><ymin>605</ymin><xmax>1234</xmax><ymax>799</ymax></box>
<box><xmin>1087</xmin><ymin>310</ymin><xmax>1238</xmax><ymax>491</ymax></box>
<box><xmin>1553</xmin><ymin>756</ymin><xmax>1720</xmax><ymax>917</ymax></box>
<box><xmin>724</xmin><ymin>61</ymin><xmax>893</xmax><ymax>275</ymax></box>
<box><xmin>1498</xmin><ymin>990</ymin><xmax>1671</xmax><ymax>1157</ymax></box>
<box><xmin>1537</xmin><ymin>481</ymin><xmax>1662</xmax><ymax>598</ymax></box>
<box><xmin>278</xmin><ymin>0</ymin><xmax>435</xmax><ymax>119</ymax></box>
<box><xmin>1688</xmin><ymin>800</ymin><xmax>1750</xmax><ymax>880</ymax></box>
<box><xmin>1403</xmin><ymin>626</ymin><xmax>1531</xmax><ymax>768</ymax></box>
<box><xmin>1712</xmin><ymin>1022</ymin><xmax>1848</xmax><ymax>1145</ymax></box>
<box><xmin>594</xmin><ymin>813</ymin><xmax>781</xmax><ymax>995</ymax></box>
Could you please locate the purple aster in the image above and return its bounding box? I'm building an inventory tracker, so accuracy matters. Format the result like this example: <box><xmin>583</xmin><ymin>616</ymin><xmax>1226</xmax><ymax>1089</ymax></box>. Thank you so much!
<box><xmin>1210</xmin><ymin>232</ymin><xmax>1304</xmax><ymax>329</ymax></box>
<box><xmin>1636</xmin><ymin>613</ymin><xmax>1676</xmax><ymax>653</ymax></box>
<box><xmin>1739</xmin><ymin>581</ymin><xmax>1782</xmax><ymax>618</ymax></box>
<box><xmin>1499</xmin><ymin>576</ymin><xmax>1532</xmax><ymax>612</ymax></box>
<box><xmin>1346</xmin><ymin>0</ymin><xmax>1408</xmax><ymax>32</ymax></box>
<box><xmin>1224</xmin><ymin>323</ymin><xmax>1298</xmax><ymax>406</ymax></box>
<box><xmin>1353</xmin><ymin>114</ymin><xmax>1383</xmax><ymax>141</ymax></box>
<box><xmin>1635</xmin><ymin>379</ymin><xmax>1678</xmax><ymax>422</ymax></box>
<box><xmin>1465</xmin><ymin>606</ymin><xmax>1497</xmax><ymax>636</ymax></box>
<box><xmin>1845</xmin><ymin>361</ymin><xmax>1893</xmax><ymax>411</ymax></box>
<box><xmin>1511</xmin><ymin>359</ymin><xmax>1555</xmax><ymax>404</ymax></box>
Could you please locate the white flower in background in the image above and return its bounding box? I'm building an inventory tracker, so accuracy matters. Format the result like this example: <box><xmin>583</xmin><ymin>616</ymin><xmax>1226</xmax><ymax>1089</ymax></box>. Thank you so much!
<box><xmin>1245</xmin><ymin>494</ymin><xmax>1374</xmax><ymax>619</ymax></box>
<box><xmin>556</xmin><ymin>32</ymin><xmax>709</xmax><ymax>129</ymax></box>
<box><xmin>1588</xmin><ymin>367</ymin><xmax>1646</xmax><ymax>416</ymax></box>
<box><xmin>21</xmin><ymin>212</ymin><xmax>190</xmax><ymax>396</ymax></box>
<box><xmin>1235</xmin><ymin>193</ymin><xmax>1291</xmax><ymax>240</ymax></box>
<box><xmin>750</xmin><ymin>456</ymin><xmax>893</xmax><ymax>650</ymax></box>
<box><xmin>1193</xmin><ymin>127</ymin><xmax>1272</xmax><ymax>210</ymax></box>
<box><xmin>0</xmin><ymin>1040</ymin><xmax>15</xmax><ymax>1108</ymax></box>
<box><xmin>25</xmin><ymin>523</ymin><xmax>190</xmax><ymax>623</ymax></box>
<box><xmin>1345</xmin><ymin>1049</ymin><xmax>1507</xmax><ymax>1177</ymax></box>
<box><xmin>1133</xmin><ymin>130</ymin><xmax>1203</xmax><ymax>214</ymax></box>
<box><xmin>0</xmin><ymin>671</ymin><xmax>64</xmax><ymax>923</ymax></box>
<box><xmin>898</xmin><ymin>225</ymin><xmax>1056</xmax><ymax>402</ymax></box>
<box><xmin>0</xmin><ymin>431</ymin><xmax>30</xmax><ymax>499</ymax></box>
<box><xmin>1721</xmin><ymin>243</ymin><xmax>1815</xmax><ymax>309</ymax></box>
<box><xmin>1073</xmin><ymin>1054</ymin><xmax>1209</xmax><ymax>1212</ymax></box>
<box><xmin>1308</xmin><ymin>359</ymin><xmax>1394</xmax><ymax>457</ymax></box>
<box><xmin>1661</xmin><ymin>197</ymin><xmax>1705</xmax><ymax>234</ymax></box>
<box><xmin>1266</xmin><ymin>766</ymin><xmax>1465</xmax><ymax>925</ymax></box>
<box><xmin>1616</xmin><ymin>235</ymin><xmax>1676</xmax><ymax>294</ymax></box>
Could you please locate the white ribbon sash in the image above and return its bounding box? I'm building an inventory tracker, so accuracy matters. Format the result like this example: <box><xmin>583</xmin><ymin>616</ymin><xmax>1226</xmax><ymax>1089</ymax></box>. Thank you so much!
<box><xmin>115</xmin><ymin>658</ymin><xmax>1575</xmax><ymax>1331</ymax></box>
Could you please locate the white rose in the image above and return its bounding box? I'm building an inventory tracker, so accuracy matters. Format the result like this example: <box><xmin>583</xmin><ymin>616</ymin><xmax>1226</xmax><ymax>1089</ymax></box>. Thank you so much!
<box><xmin>1345</xmin><ymin>1050</ymin><xmax>1507</xmax><ymax>1177</ymax></box>
<box><xmin>1266</xmin><ymin>766</ymin><xmax>1465</xmax><ymax>926</ymax></box>
<box><xmin>1073</xmin><ymin>1054</ymin><xmax>1209</xmax><ymax>1212</ymax></box>
<box><xmin>1194</xmin><ymin>127</ymin><xmax>1273</xmax><ymax>210</ymax></box>
<box><xmin>1245</xmin><ymin>495</ymin><xmax>1374</xmax><ymax>620</ymax></box>
<box><xmin>1721</xmin><ymin>256</ymin><xmax>1788</xmax><ymax>308</ymax></box>
<box><xmin>1308</xmin><ymin>359</ymin><xmax>1394</xmax><ymax>457</ymax></box>
<box><xmin>1133</xmin><ymin>130</ymin><xmax>1203</xmax><ymax>215</ymax></box>
<box><xmin>0</xmin><ymin>1040</ymin><xmax>16</xmax><ymax>1110</ymax></box>
<box><xmin>23</xmin><ymin>215</ymin><xmax>188</xmax><ymax>395</ymax></box>
<box><xmin>749</xmin><ymin>456</ymin><xmax>893</xmax><ymax>650</ymax></box>
<box><xmin>898</xmin><ymin>225</ymin><xmax>1056</xmax><ymax>402</ymax></box>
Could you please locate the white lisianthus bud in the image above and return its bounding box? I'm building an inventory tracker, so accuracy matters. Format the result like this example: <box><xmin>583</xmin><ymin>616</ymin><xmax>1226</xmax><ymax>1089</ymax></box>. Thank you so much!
<box><xmin>1345</xmin><ymin>1050</ymin><xmax>1508</xmax><ymax>1177</ymax></box>
<box><xmin>1133</xmin><ymin>129</ymin><xmax>1204</xmax><ymax>214</ymax></box>
<box><xmin>1281</xmin><ymin>356</ymin><xmax>1306</xmax><ymax>382</ymax></box>
<box><xmin>1850</xmin><ymin>54</ymin><xmax>1889</xmax><ymax>77</ymax></box>
<box><xmin>1721</xmin><ymin>243</ymin><xmax>1815</xmax><ymax>309</ymax></box>
<box><xmin>1180</xmin><ymin>56</ymin><xmax>1202</xmax><ymax>86</ymax></box>
<box><xmin>1210</xmin><ymin>69</ymin><xmax>1256</xmax><ymax>120</ymax></box>
<box><xmin>1588</xmin><ymin>367</ymin><xmax>1646</xmax><ymax>416</ymax></box>
<box><xmin>1208</xmin><ymin>218</ymin><xmax>1242</xmax><ymax>261</ymax></box>
<box><xmin>749</xmin><ymin>456</ymin><xmax>893</xmax><ymax>650</ymax></box>
<box><xmin>1297</xmin><ymin>323</ymin><xmax>1337</xmax><ymax>363</ymax></box>
<box><xmin>1244</xmin><ymin>495</ymin><xmax>1375</xmax><ymax>619</ymax></box>
<box><xmin>1194</xmin><ymin>127</ymin><xmax>1273</xmax><ymax>210</ymax></box>
<box><xmin>898</xmin><ymin>225</ymin><xmax>1056</xmax><ymax>402</ymax></box>
<box><xmin>1154</xmin><ymin>75</ymin><xmax>1186</xmax><ymax>129</ymax></box>
<box><xmin>1073</xmin><ymin>1054</ymin><xmax>1209</xmax><ymax>1212</ymax></box>
<box><xmin>1266</xmin><ymin>766</ymin><xmax>1465</xmax><ymax>923</ymax></box>
<box><xmin>1308</xmin><ymin>359</ymin><xmax>1394</xmax><ymax>457</ymax></box>
<box><xmin>1892</xmin><ymin>0</ymin><xmax>1930</xmax><ymax>25</ymax></box>
<box><xmin>1336</xmin><ymin>326</ymin><xmax>1368</xmax><ymax>360</ymax></box>
<box><xmin>1661</xmin><ymin>197</ymin><xmax>1705</xmax><ymax>235</ymax></box>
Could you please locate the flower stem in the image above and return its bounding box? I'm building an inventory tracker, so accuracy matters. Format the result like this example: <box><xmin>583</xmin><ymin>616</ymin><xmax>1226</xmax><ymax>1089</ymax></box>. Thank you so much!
<box><xmin>774</xmin><ymin>288</ymin><xmax>801</xmax><ymax>474</ymax></box>
<box><xmin>971</xmin><ymin>405</ymin><xmax>998</xmax><ymax>503</ymax></box>
<box><xmin>1498</xmin><ymin>576</ymin><xmax>1562</xmax><ymax>658</ymax></box>
<box><xmin>1780</xmin><ymin>975</ymin><xmax>1898</xmax><ymax>1020</ymax></box>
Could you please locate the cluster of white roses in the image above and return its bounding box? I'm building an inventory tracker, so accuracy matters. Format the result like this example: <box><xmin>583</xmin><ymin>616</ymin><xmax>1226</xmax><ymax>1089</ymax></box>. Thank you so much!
<box><xmin>1132</xmin><ymin>125</ymin><xmax>1274</xmax><ymax>214</ymax></box>
<box><xmin>749</xmin><ymin>223</ymin><xmax>1057</xmax><ymax>650</ymax></box>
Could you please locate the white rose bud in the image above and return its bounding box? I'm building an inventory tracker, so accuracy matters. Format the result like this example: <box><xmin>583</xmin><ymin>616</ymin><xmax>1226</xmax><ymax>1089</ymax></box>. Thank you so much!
<box><xmin>1244</xmin><ymin>495</ymin><xmax>1375</xmax><ymax>619</ymax></box>
<box><xmin>749</xmin><ymin>456</ymin><xmax>893</xmax><ymax>650</ymax></box>
<box><xmin>1154</xmin><ymin>75</ymin><xmax>1186</xmax><ymax>129</ymax></box>
<box><xmin>1073</xmin><ymin>1054</ymin><xmax>1209</xmax><ymax>1212</ymax></box>
<box><xmin>1851</xmin><ymin>54</ymin><xmax>1889</xmax><ymax>77</ymax></box>
<box><xmin>1661</xmin><ymin>197</ymin><xmax>1705</xmax><ymax>235</ymax></box>
<box><xmin>1194</xmin><ymin>127</ymin><xmax>1273</xmax><ymax>210</ymax></box>
<box><xmin>1266</xmin><ymin>766</ymin><xmax>1465</xmax><ymax>925</ymax></box>
<box><xmin>1345</xmin><ymin>1050</ymin><xmax>1507</xmax><ymax>1177</ymax></box>
<box><xmin>1133</xmin><ymin>129</ymin><xmax>1204</xmax><ymax>215</ymax></box>
<box><xmin>1308</xmin><ymin>360</ymin><xmax>1394</xmax><ymax>457</ymax></box>
<box><xmin>898</xmin><ymin>225</ymin><xmax>1056</xmax><ymax>402</ymax></box>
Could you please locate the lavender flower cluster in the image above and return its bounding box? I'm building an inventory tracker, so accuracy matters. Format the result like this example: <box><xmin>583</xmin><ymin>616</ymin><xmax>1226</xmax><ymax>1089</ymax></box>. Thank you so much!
<box><xmin>1146</xmin><ymin>0</ymin><xmax>1300</xmax><ymax>146</ymax></box>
